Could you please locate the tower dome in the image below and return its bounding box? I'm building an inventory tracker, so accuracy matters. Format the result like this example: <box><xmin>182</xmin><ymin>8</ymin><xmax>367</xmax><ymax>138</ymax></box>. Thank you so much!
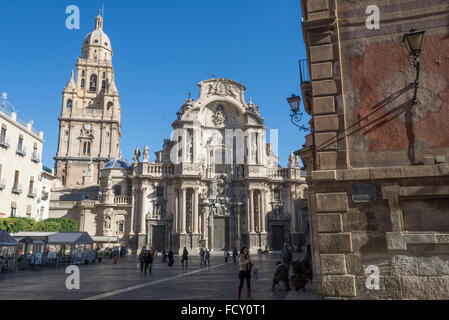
<box><xmin>81</xmin><ymin>13</ymin><xmax>113</xmax><ymax>61</ymax></box>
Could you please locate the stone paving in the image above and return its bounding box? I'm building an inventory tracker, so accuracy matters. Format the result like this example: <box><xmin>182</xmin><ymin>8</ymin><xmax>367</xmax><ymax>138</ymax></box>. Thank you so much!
<box><xmin>0</xmin><ymin>252</ymin><xmax>323</xmax><ymax>300</ymax></box>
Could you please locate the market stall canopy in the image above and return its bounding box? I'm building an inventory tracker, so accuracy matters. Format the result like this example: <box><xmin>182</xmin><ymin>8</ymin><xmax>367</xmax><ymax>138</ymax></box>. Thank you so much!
<box><xmin>12</xmin><ymin>232</ymin><xmax>54</xmax><ymax>243</ymax></box>
<box><xmin>47</xmin><ymin>233</ymin><xmax>94</xmax><ymax>245</ymax></box>
<box><xmin>0</xmin><ymin>231</ymin><xmax>18</xmax><ymax>246</ymax></box>
<box><xmin>91</xmin><ymin>236</ymin><xmax>119</xmax><ymax>243</ymax></box>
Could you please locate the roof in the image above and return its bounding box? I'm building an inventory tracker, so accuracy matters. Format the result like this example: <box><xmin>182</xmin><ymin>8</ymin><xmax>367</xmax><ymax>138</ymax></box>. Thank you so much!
<box><xmin>103</xmin><ymin>158</ymin><xmax>132</xmax><ymax>170</ymax></box>
<box><xmin>12</xmin><ymin>232</ymin><xmax>94</xmax><ymax>245</ymax></box>
<box><xmin>0</xmin><ymin>231</ymin><xmax>18</xmax><ymax>246</ymax></box>
<box><xmin>47</xmin><ymin>233</ymin><xmax>94</xmax><ymax>245</ymax></box>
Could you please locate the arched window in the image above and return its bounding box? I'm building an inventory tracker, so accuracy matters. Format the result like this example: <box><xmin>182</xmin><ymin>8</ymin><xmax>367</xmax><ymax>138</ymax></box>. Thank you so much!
<box><xmin>81</xmin><ymin>78</ymin><xmax>85</xmax><ymax>88</ymax></box>
<box><xmin>66</xmin><ymin>99</ymin><xmax>72</xmax><ymax>111</ymax></box>
<box><xmin>89</xmin><ymin>74</ymin><xmax>97</xmax><ymax>91</ymax></box>
<box><xmin>102</xmin><ymin>80</ymin><xmax>106</xmax><ymax>89</ymax></box>
<box><xmin>107</xmin><ymin>102</ymin><xmax>113</xmax><ymax>111</ymax></box>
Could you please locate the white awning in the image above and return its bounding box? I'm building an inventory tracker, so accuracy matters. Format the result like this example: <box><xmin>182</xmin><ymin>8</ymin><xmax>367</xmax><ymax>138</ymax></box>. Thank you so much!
<box><xmin>91</xmin><ymin>236</ymin><xmax>119</xmax><ymax>243</ymax></box>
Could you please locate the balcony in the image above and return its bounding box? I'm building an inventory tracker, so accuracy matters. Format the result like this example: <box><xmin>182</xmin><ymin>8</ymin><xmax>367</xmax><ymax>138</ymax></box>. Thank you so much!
<box><xmin>0</xmin><ymin>178</ymin><xmax>5</xmax><ymax>190</ymax></box>
<box><xmin>299</xmin><ymin>59</ymin><xmax>313</xmax><ymax>115</ymax></box>
<box><xmin>114</xmin><ymin>195</ymin><xmax>131</xmax><ymax>205</ymax></box>
<box><xmin>28</xmin><ymin>188</ymin><xmax>37</xmax><ymax>198</ymax></box>
<box><xmin>12</xmin><ymin>184</ymin><xmax>23</xmax><ymax>195</ymax></box>
<box><xmin>41</xmin><ymin>191</ymin><xmax>49</xmax><ymax>200</ymax></box>
<box><xmin>0</xmin><ymin>137</ymin><xmax>10</xmax><ymax>149</ymax></box>
<box><xmin>31</xmin><ymin>152</ymin><xmax>41</xmax><ymax>163</ymax></box>
<box><xmin>16</xmin><ymin>145</ymin><xmax>26</xmax><ymax>157</ymax></box>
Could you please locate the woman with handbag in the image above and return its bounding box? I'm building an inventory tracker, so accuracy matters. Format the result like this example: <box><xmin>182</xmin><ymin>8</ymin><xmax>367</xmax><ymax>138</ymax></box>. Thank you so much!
<box><xmin>238</xmin><ymin>247</ymin><xmax>253</xmax><ymax>300</ymax></box>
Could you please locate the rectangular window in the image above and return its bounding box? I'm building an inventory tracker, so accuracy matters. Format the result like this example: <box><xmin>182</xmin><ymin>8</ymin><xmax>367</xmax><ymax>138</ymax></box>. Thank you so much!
<box><xmin>33</xmin><ymin>143</ymin><xmax>38</xmax><ymax>157</ymax></box>
<box><xmin>26</xmin><ymin>205</ymin><xmax>32</xmax><ymax>217</ymax></box>
<box><xmin>156</xmin><ymin>187</ymin><xmax>165</xmax><ymax>198</ymax></box>
<box><xmin>29</xmin><ymin>177</ymin><xmax>34</xmax><ymax>194</ymax></box>
<box><xmin>11</xmin><ymin>202</ymin><xmax>17</xmax><ymax>217</ymax></box>
<box><xmin>18</xmin><ymin>135</ymin><xmax>23</xmax><ymax>151</ymax></box>
<box><xmin>0</xmin><ymin>125</ymin><xmax>6</xmax><ymax>142</ymax></box>
<box><xmin>274</xmin><ymin>189</ymin><xmax>281</xmax><ymax>201</ymax></box>
<box><xmin>13</xmin><ymin>170</ymin><xmax>19</xmax><ymax>188</ymax></box>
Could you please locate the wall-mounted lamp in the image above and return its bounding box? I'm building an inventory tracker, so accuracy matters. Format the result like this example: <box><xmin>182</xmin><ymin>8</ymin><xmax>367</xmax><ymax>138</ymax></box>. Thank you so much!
<box><xmin>403</xmin><ymin>28</ymin><xmax>425</xmax><ymax>105</ymax></box>
<box><xmin>287</xmin><ymin>94</ymin><xmax>311</xmax><ymax>132</ymax></box>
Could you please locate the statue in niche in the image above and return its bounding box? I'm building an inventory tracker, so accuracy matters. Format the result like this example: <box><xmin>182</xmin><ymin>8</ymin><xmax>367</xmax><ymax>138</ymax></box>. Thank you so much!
<box><xmin>143</xmin><ymin>145</ymin><xmax>150</xmax><ymax>162</ymax></box>
<box><xmin>212</xmin><ymin>106</ymin><xmax>226</xmax><ymax>126</ymax></box>
<box><xmin>133</xmin><ymin>146</ymin><xmax>141</xmax><ymax>163</ymax></box>
<box><xmin>251</xmin><ymin>135</ymin><xmax>258</xmax><ymax>164</ymax></box>
<box><xmin>104</xmin><ymin>212</ymin><xmax>112</xmax><ymax>229</ymax></box>
<box><xmin>186</xmin><ymin>190</ymin><xmax>193</xmax><ymax>233</ymax></box>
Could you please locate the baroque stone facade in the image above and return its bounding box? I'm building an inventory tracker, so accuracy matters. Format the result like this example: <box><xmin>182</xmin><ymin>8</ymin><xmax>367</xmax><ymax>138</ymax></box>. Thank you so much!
<box><xmin>54</xmin><ymin>14</ymin><xmax>121</xmax><ymax>188</ymax></box>
<box><xmin>298</xmin><ymin>0</ymin><xmax>449</xmax><ymax>299</ymax></box>
<box><xmin>77</xmin><ymin>78</ymin><xmax>309</xmax><ymax>254</ymax></box>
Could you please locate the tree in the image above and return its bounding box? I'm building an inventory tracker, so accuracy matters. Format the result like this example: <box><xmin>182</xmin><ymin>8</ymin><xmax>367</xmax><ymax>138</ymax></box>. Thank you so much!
<box><xmin>0</xmin><ymin>217</ymin><xmax>78</xmax><ymax>233</ymax></box>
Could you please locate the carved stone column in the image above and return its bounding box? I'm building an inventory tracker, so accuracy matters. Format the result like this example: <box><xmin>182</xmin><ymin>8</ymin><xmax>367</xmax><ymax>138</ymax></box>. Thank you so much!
<box><xmin>174</xmin><ymin>188</ymin><xmax>179</xmax><ymax>233</ymax></box>
<box><xmin>140</xmin><ymin>187</ymin><xmax>147</xmax><ymax>235</ymax></box>
<box><xmin>130</xmin><ymin>184</ymin><xmax>137</xmax><ymax>235</ymax></box>
<box><xmin>290</xmin><ymin>187</ymin><xmax>297</xmax><ymax>233</ymax></box>
<box><xmin>261</xmin><ymin>189</ymin><xmax>266</xmax><ymax>233</ymax></box>
<box><xmin>250</xmin><ymin>189</ymin><xmax>255</xmax><ymax>233</ymax></box>
<box><xmin>181</xmin><ymin>187</ymin><xmax>187</xmax><ymax>234</ymax></box>
<box><xmin>193</xmin><ymin>188</ymin><xmax>199</xmax><ymax>234</ymax></box>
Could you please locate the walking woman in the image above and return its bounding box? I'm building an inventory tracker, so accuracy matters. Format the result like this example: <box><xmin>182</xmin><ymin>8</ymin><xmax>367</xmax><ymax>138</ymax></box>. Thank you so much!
<box><xmin>238</xmin><ymin>247</ymin><xmax>253</xmax><ymax>300</ymax></box>
<box><xmin>146</xmin><ymin>249</ymin><xmax>155</xmax><ymax>275</ymax></box>
<box><xmin>181</xmin><ymin>247</ymin><xmax>189</xmax><ymax>269</ymax></box>
<box><xmin>139</xmin><ymin>248</ymin><xmax>147</xmax><ymax>274</ymax></box>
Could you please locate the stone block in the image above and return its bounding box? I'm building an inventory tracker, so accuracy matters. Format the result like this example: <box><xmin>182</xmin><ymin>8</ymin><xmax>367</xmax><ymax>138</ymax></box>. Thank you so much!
<box><xmin>312</xmin><ymin>80</ymin><xmax>338</xmax><ymax>96</ymax></box>
<box><xmin>314</xmin><ymin>115</ymin><xmax>339</xmax><ymax>132</ymax></box>
<box><xmin>319</xmin><ymin>233</ymin><xmax>353</xmax><ymax>253</ymax></box>
<box><xmin>318</xmin><ymin>213</ymin><xmax>343</xmax><ymax>233</ymax></box>
<box><xmin>318</xmin><ymin>151</ymin><xmax>337</xmax><ymax>170</ymax></box>
<box><xmin>313</xmin><ymin>96</ymin><xmax>335</xmax><ymax>115</ymax></box>
<box><xmin>322</xmin><ymin>275</ymin><xmax>357</xmax><ymax>297</ymax></box>
<box><xmin>386</xmin><ymin>232</ymin><xmax>407</xmax><ymax>251</ymax></box>
<box><xmin>316</xmin><ymin>192</ymin><xmax>348</xmax><ymax>212</ymax></box>
<box><xmin>311</xmin><ymin>170</ymin><xmax>336</xmax><ymax>181</ymax></box>
<box><xmin>309</xmin><ymin>34</ymin><xmax>331</xmax><ymax>46</ymax></box>
<box><xmin>400</xmin><ymin>276</ymin><xmax>449</xmax><ymax>299</ymax></box>
<box><xmin>308</xmin><ymin>11</ymin><xmax>330</xmax><ymax>20</ymax></box>
<box><xmin>310</xmin><ymin>45</ymin><xmax>333</xmax><ymax>63</ymax></box>
<box><xmin>311</xmin><ymin>62</ymin><xmax>333</xmax><ymax>80</ymax></box>
<box><xmin>320</xmin><ymin>254</ymin><xmax>347</xmax><ymax>275</ymax></box>
<box><xmin>307</xmin><ymin>0</ymin><xmax>329</xmax><ymax>13</ymax></box>
<box><xmin>315</xmin><ymin>132</ymin><xmax>337</xmax><ymax>151</ymax></box>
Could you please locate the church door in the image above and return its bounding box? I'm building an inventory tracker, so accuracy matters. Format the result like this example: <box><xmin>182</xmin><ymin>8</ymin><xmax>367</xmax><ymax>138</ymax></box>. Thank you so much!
<box><xmin>213</xmin><ymin>217</ymin><xmax>229</xmax><ymax>251</ymax></box>
<box><xmin>271</xmin><ymin>225</ymin><xmax>285</xmax><ymax>251</ymax></box>
<box><xmin>152</xmin><ymin>225</ymin><xmax>166</xmax><ymax>251</ymax></box>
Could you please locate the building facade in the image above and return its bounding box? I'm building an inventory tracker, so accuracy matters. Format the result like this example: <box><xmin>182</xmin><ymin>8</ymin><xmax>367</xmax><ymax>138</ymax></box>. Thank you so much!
<box><xmin>36</xmin><ymin>169</ymin><xmax>59</xmax><ymax>221</ymax></box>
<box><xmin>69</xmin><ymin>78</ymin><xmax>309</xmax><ymax>254</ymax></box>
<box><xmin>54</xmin><ymin>13</ymin><xmax>122</xmax><ymax>189</ymax></box>
<box><xmin>298</xmin><ymin>0</ymin><xmax>449</xmax><ymax>299</ymax></box>
<box><xmin>0</xmin><ymin>94</ymin><xmax>44</xmax><ymax>218</ymax></box>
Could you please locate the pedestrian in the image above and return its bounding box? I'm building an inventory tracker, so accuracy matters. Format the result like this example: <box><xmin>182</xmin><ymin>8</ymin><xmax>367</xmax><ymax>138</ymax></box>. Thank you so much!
<box><xmin>205</xmin><ymin>249</ymin><xmax>210</xmax><ymax>267</ymax></box>
<box><xmin>146</xmin><ymin>249</ymin><xmax>154</xmax><ymax>275</ymax></box>
<box><xmin>238</xmin><ymin>247</ymin><xmax>253</xmax><ymax>300</ymax></box>
<box><xmin>224</xmin><ymin>250</ymin><xmax>230</xmax><ymax>263</ymax></box>
<box><xmin>139</xmin><ymin>248</ymin><xmax>147</xmax><ymax>273</ymax></box>
<box><xmin>168</xmin><ymin>250</ymin><xmax>174</xmax><ymax>267</ymax></box>
<box><xmin>181</xmin><ymin>247</ymin><xmax>189</xmax><ymax>269</ymax></box>
<box><xmin>271</xmin><ymin>261</ymin><xmax>291</xmax><ymax>291</ymax></box>
<box><xmin>232</xmin><ymin>247</ymin><xmax>238</xmax><ymax>264</ymax></box>
<box><xmin>199</xmin><ymin>248</ymin><xmax>205</xmax><ymax>267</ymax></box>
<box><xmin>162</xmin><ymin>249</ymin><xmax>167</xmax><ymax>263</ymax></box>
<box><xmin>280</xmin><ymin>243</ymin><xmax>293</xmax><ymax>271</ymax></box>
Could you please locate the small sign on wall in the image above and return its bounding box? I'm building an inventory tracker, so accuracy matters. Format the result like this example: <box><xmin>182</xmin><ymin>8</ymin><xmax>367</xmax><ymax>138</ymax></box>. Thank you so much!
<box><xmin>351</xmin><ymin>184</ymin><xmax>378</xmax><ymax>203</ymax></box>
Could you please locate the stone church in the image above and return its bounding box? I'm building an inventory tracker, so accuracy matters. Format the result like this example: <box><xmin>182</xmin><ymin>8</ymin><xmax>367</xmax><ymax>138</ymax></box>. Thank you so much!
<box><xmin>50</xmin><ymin>14</ymin><xmax>308</xmax><ymax>254</ymax></box>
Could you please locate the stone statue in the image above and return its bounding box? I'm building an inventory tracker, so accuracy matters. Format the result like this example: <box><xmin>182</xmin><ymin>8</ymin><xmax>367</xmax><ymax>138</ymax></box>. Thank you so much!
<box><xmin>295</xmin><ymin>156</ymin><xmax>301</xmax><ymax>169</ymax></box>
<box><xmin>143</xmin><ymin>144</ymin><xmax>150</xmax><ymax>162</ymax></box>
<box><xmin>133</xmin><ymin>146</ymin><xmax>141</xmax><ymax>163</ymax></box>
<box><xmin>288</xmin><ymin>150</ymin><xmax>295</xmax><ymax>169</ymax></box>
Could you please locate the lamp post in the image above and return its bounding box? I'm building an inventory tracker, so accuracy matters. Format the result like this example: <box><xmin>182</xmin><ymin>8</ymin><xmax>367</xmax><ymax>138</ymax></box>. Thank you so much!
<box><xmin>402</xmin><ymin>27</ymin><xmax>425</xmax><ymax>165</ymax></box>
<box><xmin>403</xmin><ymin>28</ymin><xmax>425</xmax><ymax>105</ymax></box>
<box><xmin>287</xmin><ymin>94</ymin><xmax>310</xmax><ymax>132</ymax></box>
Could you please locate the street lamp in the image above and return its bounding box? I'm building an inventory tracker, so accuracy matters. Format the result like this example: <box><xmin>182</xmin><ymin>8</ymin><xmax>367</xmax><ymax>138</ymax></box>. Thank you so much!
<box><xmin>287</xmin><ymin>94</ymin><xmax>310</xmax><ymax>132</ymax></box>
<box><xmin>403</xmin><ymin>28</ymin><xmax>425</xmax><ymax>105</ymax></box>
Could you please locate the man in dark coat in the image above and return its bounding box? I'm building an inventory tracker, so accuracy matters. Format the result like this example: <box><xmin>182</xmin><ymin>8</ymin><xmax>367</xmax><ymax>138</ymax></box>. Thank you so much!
<box><xmin>168</xmin><ymin>250</ymin><xmax>174</xmax><ymax>267</ymax></box>
<box><xmin>271</xmin><ymin>261</ymin><xmax>291</xmax><ymax>291</ymax></box>
<box><xmin>280</xmin><ymin>243</ymin><xmax>293</xmax><ymax>271</ymax></box>
<box><xmin>181</xmin><ymin>247</ymin><xmax>189</xmax><ymax>269</ymax></box>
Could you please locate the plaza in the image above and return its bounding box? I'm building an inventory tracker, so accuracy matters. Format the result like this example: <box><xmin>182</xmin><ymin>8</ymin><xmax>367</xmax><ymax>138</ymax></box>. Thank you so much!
<box><xmin>0</xmin><ymin>252</ymin><xmax>321</xmax><ymax>301</ymax></box>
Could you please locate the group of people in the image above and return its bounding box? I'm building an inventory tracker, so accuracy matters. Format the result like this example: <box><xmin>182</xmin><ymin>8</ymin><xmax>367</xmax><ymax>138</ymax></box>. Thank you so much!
<box><xmin>138</xmin><ymin>248</ymin><xmax>156</xmax><ymax>275</ymax></box>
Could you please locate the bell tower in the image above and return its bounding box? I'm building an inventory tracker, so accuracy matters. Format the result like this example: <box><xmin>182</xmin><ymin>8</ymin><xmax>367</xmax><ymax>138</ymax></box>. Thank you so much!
<box><xmin>54</xmin><ymin>13</ymin><xmax>122</xmax><ymax>188</ymax></box>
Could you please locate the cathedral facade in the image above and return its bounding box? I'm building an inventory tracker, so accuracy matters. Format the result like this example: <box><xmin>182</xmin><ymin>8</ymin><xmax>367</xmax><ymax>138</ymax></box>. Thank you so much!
<box><xmin>51</xmin><ymin>14</ymin><xmax>308</xmax><ymax>254</ymax></box>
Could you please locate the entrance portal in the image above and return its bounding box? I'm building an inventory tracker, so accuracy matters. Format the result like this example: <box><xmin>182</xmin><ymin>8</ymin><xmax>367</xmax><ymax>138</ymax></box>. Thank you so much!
<box><xmin>271</xmin><ymin>225</ymin><xmax>285</xmax><ymax>250</ymax></box>
<box><xmin>152</xmin><ymin>225</ymin><xmax>166</xmax><ymax>251</ymax></box>
<box><xmin>213</xmin><ymin>217</ymin><xmax>230</xmax><ymax>251</ymax></box>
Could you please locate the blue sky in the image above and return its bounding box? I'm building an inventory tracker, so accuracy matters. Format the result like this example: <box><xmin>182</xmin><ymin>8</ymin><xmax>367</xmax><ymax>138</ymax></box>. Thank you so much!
<box><xmin>0</xmin><ymin>0</ymin><xmax>308</xmax><ymax>168</ymax></box>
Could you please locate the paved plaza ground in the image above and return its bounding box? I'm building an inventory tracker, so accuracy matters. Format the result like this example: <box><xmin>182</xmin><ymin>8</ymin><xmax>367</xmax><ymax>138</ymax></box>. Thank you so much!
<box><xmin>0</xmin><ymin>252</ymin><xmax>322</xmax><ymax>300</ymax></box>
